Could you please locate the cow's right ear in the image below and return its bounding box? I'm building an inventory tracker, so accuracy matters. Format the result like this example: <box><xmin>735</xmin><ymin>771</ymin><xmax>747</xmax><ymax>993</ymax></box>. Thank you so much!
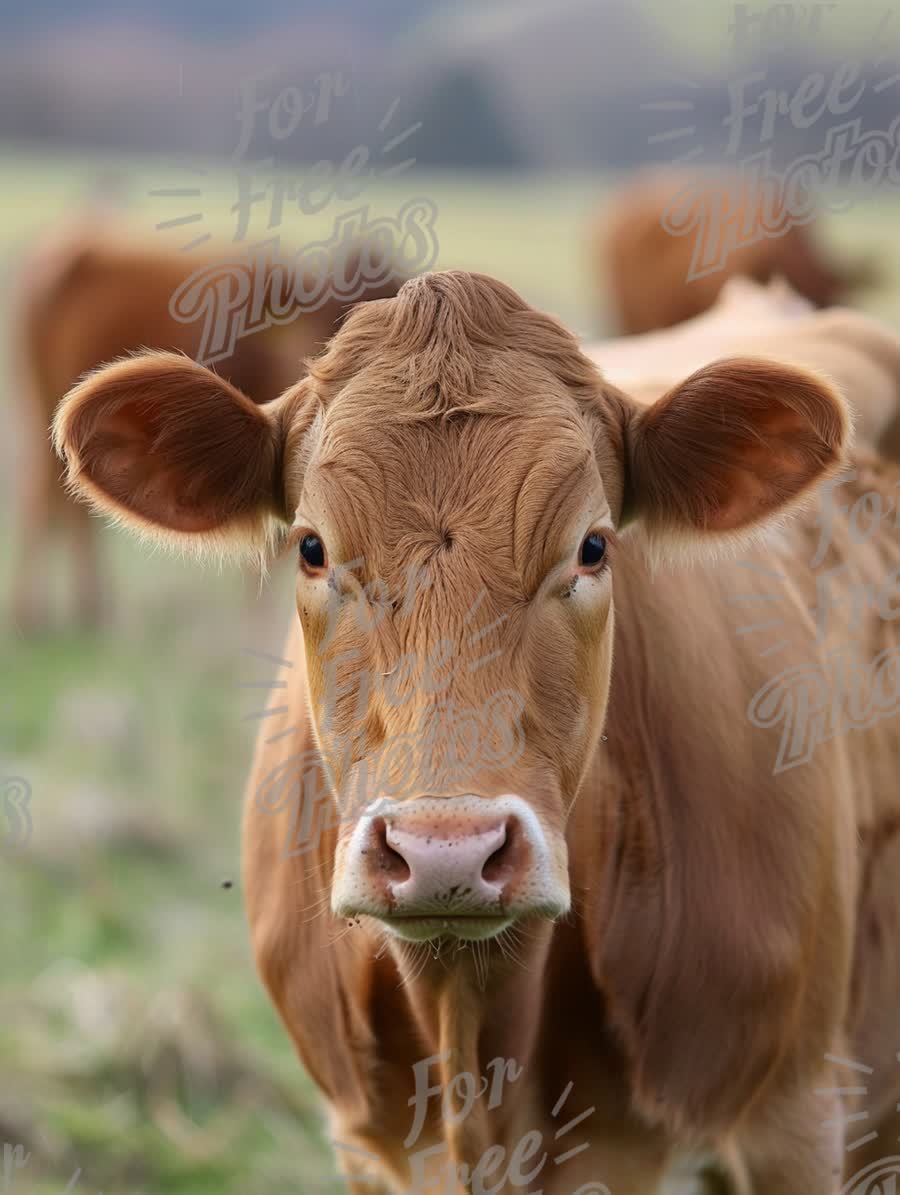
<box><xmin>53</xmin><ymin>351</ymin><xmax>304</xmax><ymax>559</ymax></box>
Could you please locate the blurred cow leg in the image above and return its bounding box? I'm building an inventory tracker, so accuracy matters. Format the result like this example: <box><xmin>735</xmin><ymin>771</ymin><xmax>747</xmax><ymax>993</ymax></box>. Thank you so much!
<box><xmin>11</xmin><ymin>400</ymin><xmax>55</xmax><ymax>633</ymax></box>
<box><xmin>66</xmin><ymin>497</ymin><xmax>103</xmax><ymax>629</ymax></box>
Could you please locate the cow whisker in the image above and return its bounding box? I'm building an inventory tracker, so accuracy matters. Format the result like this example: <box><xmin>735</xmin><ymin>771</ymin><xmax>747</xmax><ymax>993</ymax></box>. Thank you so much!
<box><xmin>297</xmin><ymin>893</ymin><xmax>332</xmax><ymax>920</ymax></box>
<box><xmin>288</xmin><ymin>857</ymin><xmax>332</xmax><ymax>883</ymax></box>
<box><xmin>473</xmin><ymin>939</ymin><xmax>489</xmax><ymax>990</ymax></box>
<box><xmin>298</xmin><ymin>906</ymin><xmax>329</xmax><ymax>926</ymax></box>
<box><xmin>496</xmin><ymin>927</ymin><xmax>529</xmax><ymax>971</ymax></box>
<box><xmin>328</xmin><ymin>922</ymin><xmax>358</xmax><ymax>945</ymax></box>
<box><xmin>400</xmin><ymin>943</ymin><xmax>432</xmax><ymax>990</ymax></box>
<box><xmin>298</xmin><ymin>899</ymin><xmax>340</xmax><ymax>928</ymax></box>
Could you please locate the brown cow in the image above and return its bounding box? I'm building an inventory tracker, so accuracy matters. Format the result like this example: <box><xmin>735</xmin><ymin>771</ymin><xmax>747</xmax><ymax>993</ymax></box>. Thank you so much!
<box><xmin>591</xmin><ymin>275</ymin><xmax>900</xmax><ymax>456</ymax></box>
<box><xmin>599</xmin><ymin>169</ymin><xmax>874</xmax><ymax>335</ymax></box>
<box><xmin>54</xmin><ymin>271</ymin><xmax>900</xmax><ymax>1192</ymax></box>
<box><xmin>11</xmin><ymin>216</ymin><xmax>401</xmax><ymax>630</ymax></box>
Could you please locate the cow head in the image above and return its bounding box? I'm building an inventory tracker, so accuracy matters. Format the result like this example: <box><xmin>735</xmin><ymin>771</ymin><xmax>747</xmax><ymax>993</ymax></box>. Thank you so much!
<box><xmin>54</xmin><ymin>271</ymin><xmax>849</xmax><ymax>945</ymax></box>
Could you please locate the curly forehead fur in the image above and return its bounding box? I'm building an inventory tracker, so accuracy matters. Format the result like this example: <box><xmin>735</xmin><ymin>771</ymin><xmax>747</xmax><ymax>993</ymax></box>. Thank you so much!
<box><xmin>280</xmin><ymin>271</ymin><xmax>628</xmax><ymax>546</ymax></box>
<box><xmin>311</xmin><ymin>270</ymin><xmax>615</xmax><ymax>413</ymax></box>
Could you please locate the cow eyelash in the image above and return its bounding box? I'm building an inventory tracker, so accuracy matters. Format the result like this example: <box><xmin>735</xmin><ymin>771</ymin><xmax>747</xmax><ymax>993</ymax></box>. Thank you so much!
<box><xmin>278</xmin><ymin>525</ymin><xmax>306</xmax><ymax>561</ymax></box>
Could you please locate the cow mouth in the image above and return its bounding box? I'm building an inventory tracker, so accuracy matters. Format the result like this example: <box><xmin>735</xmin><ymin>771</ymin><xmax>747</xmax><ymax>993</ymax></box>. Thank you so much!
<box><xmin>373</xmin><ymin>913</ymin><xmax>515</xmax><ymax>942</ymax></box>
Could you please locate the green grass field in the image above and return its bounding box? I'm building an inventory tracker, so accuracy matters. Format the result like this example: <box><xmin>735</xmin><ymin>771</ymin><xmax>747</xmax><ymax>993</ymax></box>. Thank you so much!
<box><xmin>3</xmin><ymin>145</ymin><xmax>900</xmax><ymax>1193</ymax></box>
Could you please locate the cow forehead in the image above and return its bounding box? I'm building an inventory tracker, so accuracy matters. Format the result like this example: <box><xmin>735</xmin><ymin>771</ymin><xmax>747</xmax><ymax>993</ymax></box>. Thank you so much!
<box><xmin>314</xmin><ymin>366</ymin><xmax>595</xmax><ymax>484</ymax></box>
<box><xmin>302</xmin><ymin>394</ymin><xmax>603</xmax><ymax>585</ymax></box>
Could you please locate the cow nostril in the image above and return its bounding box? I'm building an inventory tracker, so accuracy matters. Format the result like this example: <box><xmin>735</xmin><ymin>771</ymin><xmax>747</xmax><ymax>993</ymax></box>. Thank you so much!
<box><xmin>372</xmin><ymin>818</ymin><xmax>411</xmax><ymax>882</ymax></box>
<box><xmin>481</xmin><ymin>819</ymin><xmax>518</xmax><ymax>886</ymax></box>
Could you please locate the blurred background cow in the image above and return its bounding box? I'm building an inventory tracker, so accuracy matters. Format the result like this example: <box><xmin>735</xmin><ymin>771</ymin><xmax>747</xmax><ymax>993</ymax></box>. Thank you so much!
<box><xmin>3</xmin><ymin>1</ymin><xmax>900</xmax><ymax>1192</ymax></box>
<box><xmin>12</xmin><ymin>201</ymin><xmax>402</xmax><ymax>630</ymax></box>
<box><xmin>598</xmin><ymin>168</ymin><xmax>877</xmax><ymax>334</ymax></box>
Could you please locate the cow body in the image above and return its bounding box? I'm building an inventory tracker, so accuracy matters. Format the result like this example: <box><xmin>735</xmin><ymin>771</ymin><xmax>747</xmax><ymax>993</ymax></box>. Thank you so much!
<box><xmin>244</xmin><ymin>459</ymin><xmax>900</xmax><ymax>1192</ymax></box>
<box><xmin>54</xmin><ymin>271</ymin><xmax>900</xmax><ymax>1192</ymax></box>
<box><xmin>599</xmin><ymin>169</ymin><xmax>871</xmax><ymax>336</ymax></box>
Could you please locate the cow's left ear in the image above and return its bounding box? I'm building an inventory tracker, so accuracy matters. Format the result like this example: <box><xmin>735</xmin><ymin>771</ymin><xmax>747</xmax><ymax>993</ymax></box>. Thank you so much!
<box><xmin>53</xmin><ymin>351</ymin><xmax>311</xmax><ymax>559</ymax></box>
<box><xmin>616</xmin><ymin>357</ymin><xmax>851</xmax><ymax>554</ymax></box>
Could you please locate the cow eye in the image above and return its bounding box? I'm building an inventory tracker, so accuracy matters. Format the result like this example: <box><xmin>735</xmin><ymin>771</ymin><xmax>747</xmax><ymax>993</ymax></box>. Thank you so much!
<box><xmin>299</xmin><ymin>534</ymin><xmax>327</xmax><ymax>571</ymax></box>
<box><xmin>579</xmin><ymin>533</ymin><xmax>607</xmax><ymax>569</ymax></box>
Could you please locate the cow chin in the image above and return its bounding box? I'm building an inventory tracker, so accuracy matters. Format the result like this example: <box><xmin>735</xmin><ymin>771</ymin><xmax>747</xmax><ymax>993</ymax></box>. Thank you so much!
<box><xmin>331</xmin><ymin>795</ymin><xmax>571</xmax><ymax>942</ymax></box>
